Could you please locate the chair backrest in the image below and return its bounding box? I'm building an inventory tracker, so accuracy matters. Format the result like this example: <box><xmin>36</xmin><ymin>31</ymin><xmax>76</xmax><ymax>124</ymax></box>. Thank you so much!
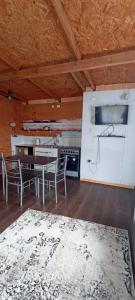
<box><xmin>57</xmin><ymin>156</ymin><xmax>67</xmax><ymax>175</ymax></box>
<box><xmin>3</xmin><ymin>158</ymin><xmax>22</xmax><ymax>182</ymax></box>
<box><xmin>0</xmin><ymin>153</ymin><xmax>3</xmax><ymax>160</ymax></box>
<box><xmin>46</xmin><ymin>156</ymin><xmax>67</xmax><ymax>175</ymax></box>
<box><xmin>0</xmin><ymin>153</ymin><xmax>4</xmax><ymax>174</ymax></box>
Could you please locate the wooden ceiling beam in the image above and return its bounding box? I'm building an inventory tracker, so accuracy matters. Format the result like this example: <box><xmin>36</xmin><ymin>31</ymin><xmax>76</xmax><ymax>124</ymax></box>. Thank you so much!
<box><xmin>0</xmin><ymin>53</ymin><xmax>84</xmax><ymax>96</ymax></box>
<box><xmin>86</xmin><ymin>83</ymin><xmax>135</xmax><ymax>91</ymax></box>
<box><xmin>29</xmin><ymin>79</ymin><xmax>57</xmax><ymax>98</ymax></box>
<box><xmin>50</xmin><ymin>0</ymin><xmax>95</xmax><ymax>90</ymax></box>
<box><xmin>50</xmin><ymin>0</ymin><xmax>81</xmax><ymax>59</ymax></box>
<box><xmin>28</xmin><ymin>96</ymin><xmax>82</xmax><ymax>105</ymax></box>
<box><xmin>0</xmin><ymin>52</ymin><xmax>57</xmax><ymax>99</ymax></box>
<box><xmin>0</xmin><ymin>56</ymin><xmax>27</xmax><ymax>102</ymax></box>
<box><xmin>71</xmin><ymin>73</ymin><xmax>85</xmax><ymax>90</ymax></box>
<box><xmin>0</xmin><ymin>55</ymin><xmax>29</xmax><ymax>102</ymax></box>
<box><xmin>1</xmin><ymin>49</ymin><xmax>135</xmax><ymax>80</ymax></box>
<box><xmin>0</xmin><ymin>54</ymin><xmax>20</xmax><ymax>70</ymax></box>
<box><xmin>0</xmin><ymin>48</ymin><xmax>85</xmax><ymax>95</ymax></box>
<box><xmin>83</xmin><ymin>70</ymin><xmax>96</xmax><ymax>91</ymax></box>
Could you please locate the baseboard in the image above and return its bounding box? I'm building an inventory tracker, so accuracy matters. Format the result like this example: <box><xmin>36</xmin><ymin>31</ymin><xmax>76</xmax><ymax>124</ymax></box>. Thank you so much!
<box><xmin>80</xmin><ymin>178</ymin><xmax>134</xmax><ymax>190</ymax></box>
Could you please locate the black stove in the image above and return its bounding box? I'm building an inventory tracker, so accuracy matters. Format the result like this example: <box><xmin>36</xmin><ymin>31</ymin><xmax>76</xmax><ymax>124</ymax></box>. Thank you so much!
<box><xmin>60</xmin><ymin>147</ymin><xmax>80</xmax><ymax>178</ymax></box>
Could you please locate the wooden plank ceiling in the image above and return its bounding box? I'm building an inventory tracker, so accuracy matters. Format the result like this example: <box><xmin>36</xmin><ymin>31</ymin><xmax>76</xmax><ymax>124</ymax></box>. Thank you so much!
<box><xmin>0</xmin><ymin>0</ymin><xmax>135</xmax><ymax>102</ymax></box>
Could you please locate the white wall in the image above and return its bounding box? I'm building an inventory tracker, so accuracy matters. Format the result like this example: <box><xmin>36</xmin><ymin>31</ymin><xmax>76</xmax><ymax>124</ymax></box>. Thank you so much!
<box><xmin>80</xmin><ymin>89</ymin><xmax>135</xmax><ymax>186</ymax></box>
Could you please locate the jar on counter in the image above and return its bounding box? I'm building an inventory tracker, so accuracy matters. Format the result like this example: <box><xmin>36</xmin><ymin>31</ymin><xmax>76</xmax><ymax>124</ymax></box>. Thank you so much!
<box><xmin>35</xmin><ymin>138</ymin><xmax>40</xmax><ymax>145</ymax></box>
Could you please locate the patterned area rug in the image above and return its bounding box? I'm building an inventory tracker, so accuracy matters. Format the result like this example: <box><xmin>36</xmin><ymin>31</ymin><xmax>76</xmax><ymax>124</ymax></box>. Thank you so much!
<box><xmin>0</xmin><ymin>209</ymin><xmax>134</xmax><ymax>300</ymax></box>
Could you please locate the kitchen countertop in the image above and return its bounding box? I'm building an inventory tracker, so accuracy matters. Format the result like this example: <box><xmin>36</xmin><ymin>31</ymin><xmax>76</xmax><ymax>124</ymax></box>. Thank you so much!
<box><xmin>16</xmin><ymin>144</ymin><xmax>36</xmax><ymax>147</ymax></box>
<box><xmin>15</xmin><ymin>144</ymin><xmax>80</xmax><ymax>149</ymax></box>
<box><xmin>16</xmin><ymin>144</ymin><xmax>61</xmax><ymax>148</ymax></box>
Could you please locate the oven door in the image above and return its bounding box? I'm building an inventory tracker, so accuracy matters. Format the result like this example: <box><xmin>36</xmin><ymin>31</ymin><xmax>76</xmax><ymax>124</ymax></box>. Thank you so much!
<box><xmin>61</xmin><ymin>154</ymin><xmax>80</xmax><ymax>177</ymax></box>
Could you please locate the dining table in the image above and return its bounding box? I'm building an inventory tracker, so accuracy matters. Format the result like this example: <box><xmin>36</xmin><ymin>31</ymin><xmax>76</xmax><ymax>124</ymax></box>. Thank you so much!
<box><xmin>6</xmin><ymin>154</ymin><xmax>57</xmax><ymax>204</ymax></box>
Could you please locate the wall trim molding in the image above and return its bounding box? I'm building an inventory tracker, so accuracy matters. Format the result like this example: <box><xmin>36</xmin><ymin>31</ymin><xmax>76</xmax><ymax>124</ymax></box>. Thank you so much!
<box><xmin>80</xmin><ymin>178</ymin><xmax>134</xmax><ymax>190</ymax></box>
<box><xmin>28</xmin><ymin>96</ymin><xmax>82</xmax><ymax>105</ymax></box>
<box><xmin>86</xmin><ymin>83</ymin><xmax>135</xmax><ymax>92</ymax></box>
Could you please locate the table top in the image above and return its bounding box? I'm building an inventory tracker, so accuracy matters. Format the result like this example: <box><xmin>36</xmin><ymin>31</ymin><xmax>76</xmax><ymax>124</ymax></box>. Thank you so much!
<box><xmin>6</xmin><ymin>155</ymin><xmax>57</xmax><ymax>166</ymax></box>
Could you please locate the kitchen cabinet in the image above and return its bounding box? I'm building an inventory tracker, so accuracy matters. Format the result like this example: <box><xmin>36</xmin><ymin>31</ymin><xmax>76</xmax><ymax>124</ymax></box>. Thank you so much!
<box><xmin>16</xmin><ymin>146</ymin><xmax>29</xmax><ymax>155</ymax></box>
<box><xmin>16</xmin><ymin>145</ymin><xmax>34</xmax><ymax>156</ymax></box>
<box><xmin>34</xmin><ymin>146</ymin><xmax>58</xmax><ymax>171</ymax></box>
<box><xmin>34</xmin><ymin>147</ymin><xmax>58</xmax><ymax>157</ymax></box>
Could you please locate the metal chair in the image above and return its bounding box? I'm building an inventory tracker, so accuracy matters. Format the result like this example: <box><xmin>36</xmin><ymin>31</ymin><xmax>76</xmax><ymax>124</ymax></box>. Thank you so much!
<box><xmin>37</xmin><ymin>156</ymin><xmax>67</xmax><ymax>204</ymax></box>
<box><xmin>3</xmin><ymin>158</ymin><xmax>37</xmax><ymax>207</ymax></box>
<box><xmin>0</xmin><ymin>153</ymin><xmax>5</xmax><ymax>198</ymax></box>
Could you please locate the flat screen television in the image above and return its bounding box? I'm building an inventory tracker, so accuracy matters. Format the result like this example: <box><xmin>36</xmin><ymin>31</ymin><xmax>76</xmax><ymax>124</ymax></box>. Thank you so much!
<box><xmin>95</xmin><ymin>105</ymin><xmax>128</xmax><ymax>125</ymax></box>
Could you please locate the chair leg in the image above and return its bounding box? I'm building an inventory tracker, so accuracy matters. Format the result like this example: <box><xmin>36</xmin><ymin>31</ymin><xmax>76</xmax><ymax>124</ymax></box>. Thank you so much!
<box><xmin>55</xmin><ymin>181</ymin><xmax>58</xmax><ymax>204</ymax></box>
<box><xmin>64</xmin><ymin>176</ymin><xmax>67</xmax><ymax>197</ymax></box>
<box><xmin>5</xmin><ymin>179</ymin><xmax>8</xmax><ymax>203</ymax></box>
<box><xmin>49</xmin><ymin>181</ymin><xmax>51</xmax><ymax>196</ymax></box>
<box><xmin>20</xmin><ymin>185</ymin><xmax>23</xmax><ymax>207</ymax></box>
<box><xmin>35</xmin><ymin>178</ymin><xmax>37</xmax><ymax>197</ymax></box>
<box><xmin>2</xmin><ymin>173</ymin><xmax>5</xmax><ymax>197</ymax></box>
<box><xmin>47</xmin><ymin>180</ymin><xmax>49</xmax><ymax>190</ymax></box>
<box><xmin>42</xmin><ymin>167</ymin><xmax>45</xmax><ymax>205</ymax></box>
<box><xmin>17</xmin><ymin>183</ymin><xmax>19</xmax><ymax>194</ymax></box>
<box><xmin>37</xmin><ymin>178</ymin><xmax>40</xmax><ymax>198</ymax></box>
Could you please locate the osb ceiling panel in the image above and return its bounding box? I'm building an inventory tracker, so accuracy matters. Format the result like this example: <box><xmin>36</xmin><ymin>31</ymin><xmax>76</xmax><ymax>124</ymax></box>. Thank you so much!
<box><xmin>35</xmin><ymin>74</ymin><xmax>82</xmax><ymax>98</ymax></box>
<box><xmin>0</xmin><ymin>58</ymin><xmax>11</xmax><ymax>72</ymax></box>
<box><xmin>0</xmin><ymin>0</ymin><xmax>134</xmax><ymax>101</ymax></box>
<box><xmin>90</xmin><ymin>63</ymin><xmax>135</xmax><ymax>85</ymax></box>
<box><xmin>0</xmin><ymin>79</ymin><xmax>49</xmax><ymax>100</ymax></box>
<box><xmin>61</xmin><ymin>0</ymin><xmax>135</xmax><ymax>56</ymax></box>
<box><xmin>0</xmin><ymin>0</ymin><xmax>73</xmax><ymax>69</ymax></box>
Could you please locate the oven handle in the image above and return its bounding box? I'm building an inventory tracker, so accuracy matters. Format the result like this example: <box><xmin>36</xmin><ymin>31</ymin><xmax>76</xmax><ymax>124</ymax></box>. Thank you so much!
<box><xmin>64</xmin><ymin>156</ymin><xmax>79</xmax><ymax>165</ymax></box>
<box><xmin>61</xmin><ymin>154</ymin><xmax>79</xmax><ymax>157</ymax></box>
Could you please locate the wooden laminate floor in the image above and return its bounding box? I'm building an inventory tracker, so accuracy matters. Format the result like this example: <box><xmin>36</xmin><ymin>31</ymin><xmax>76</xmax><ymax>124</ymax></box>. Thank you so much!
<box><xmin>0</xmin><ymin>176</ymin><xmax>135</xmax><ymax>280</ymax></box>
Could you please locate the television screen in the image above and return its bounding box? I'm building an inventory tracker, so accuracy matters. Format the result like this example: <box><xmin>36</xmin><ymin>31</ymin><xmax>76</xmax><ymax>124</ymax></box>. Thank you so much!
<box><xmin>95</xmin><ymin>105</ymin><xmax>128</xmax><ymax>125</ymax></box>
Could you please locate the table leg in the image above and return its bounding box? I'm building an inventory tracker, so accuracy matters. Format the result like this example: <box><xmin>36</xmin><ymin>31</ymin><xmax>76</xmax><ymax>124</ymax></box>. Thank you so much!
<box><xmin>42</xmin><ymin>165</ymin><xmax>45</xmax><ymax>205</ymax></box>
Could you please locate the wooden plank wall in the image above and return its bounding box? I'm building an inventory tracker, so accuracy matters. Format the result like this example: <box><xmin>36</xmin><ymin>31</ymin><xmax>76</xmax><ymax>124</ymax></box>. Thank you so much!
<box><xmin>0</xmin><ymin>99</ymin><xmax>82</xmax><ymax>155</ymax></box>
<box><xmin>0</xmin><ymin>102</ymin><xmax>11</xmax><ymax>154</ymax></box>
<box><xmin>22</xmin><ymin>101</ymin><xmax>82</xmax><ymax>120</ymax></box>
<box><xmin>17</xmin><ymin>100</ymin><xmax>83</xmax><ymax>137</ymax></box>
<box><xmin>0</xmin><ymin>98</ymin><xmax>16</xmax><ymax>155</ymax></box>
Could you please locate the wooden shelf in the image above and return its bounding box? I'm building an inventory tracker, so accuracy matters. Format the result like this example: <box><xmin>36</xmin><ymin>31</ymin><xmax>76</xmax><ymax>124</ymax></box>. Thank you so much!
<box><xmin>97</xmin><ymin>135</ymin><xmax>125</xmax><ymax>138</ymax></box>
